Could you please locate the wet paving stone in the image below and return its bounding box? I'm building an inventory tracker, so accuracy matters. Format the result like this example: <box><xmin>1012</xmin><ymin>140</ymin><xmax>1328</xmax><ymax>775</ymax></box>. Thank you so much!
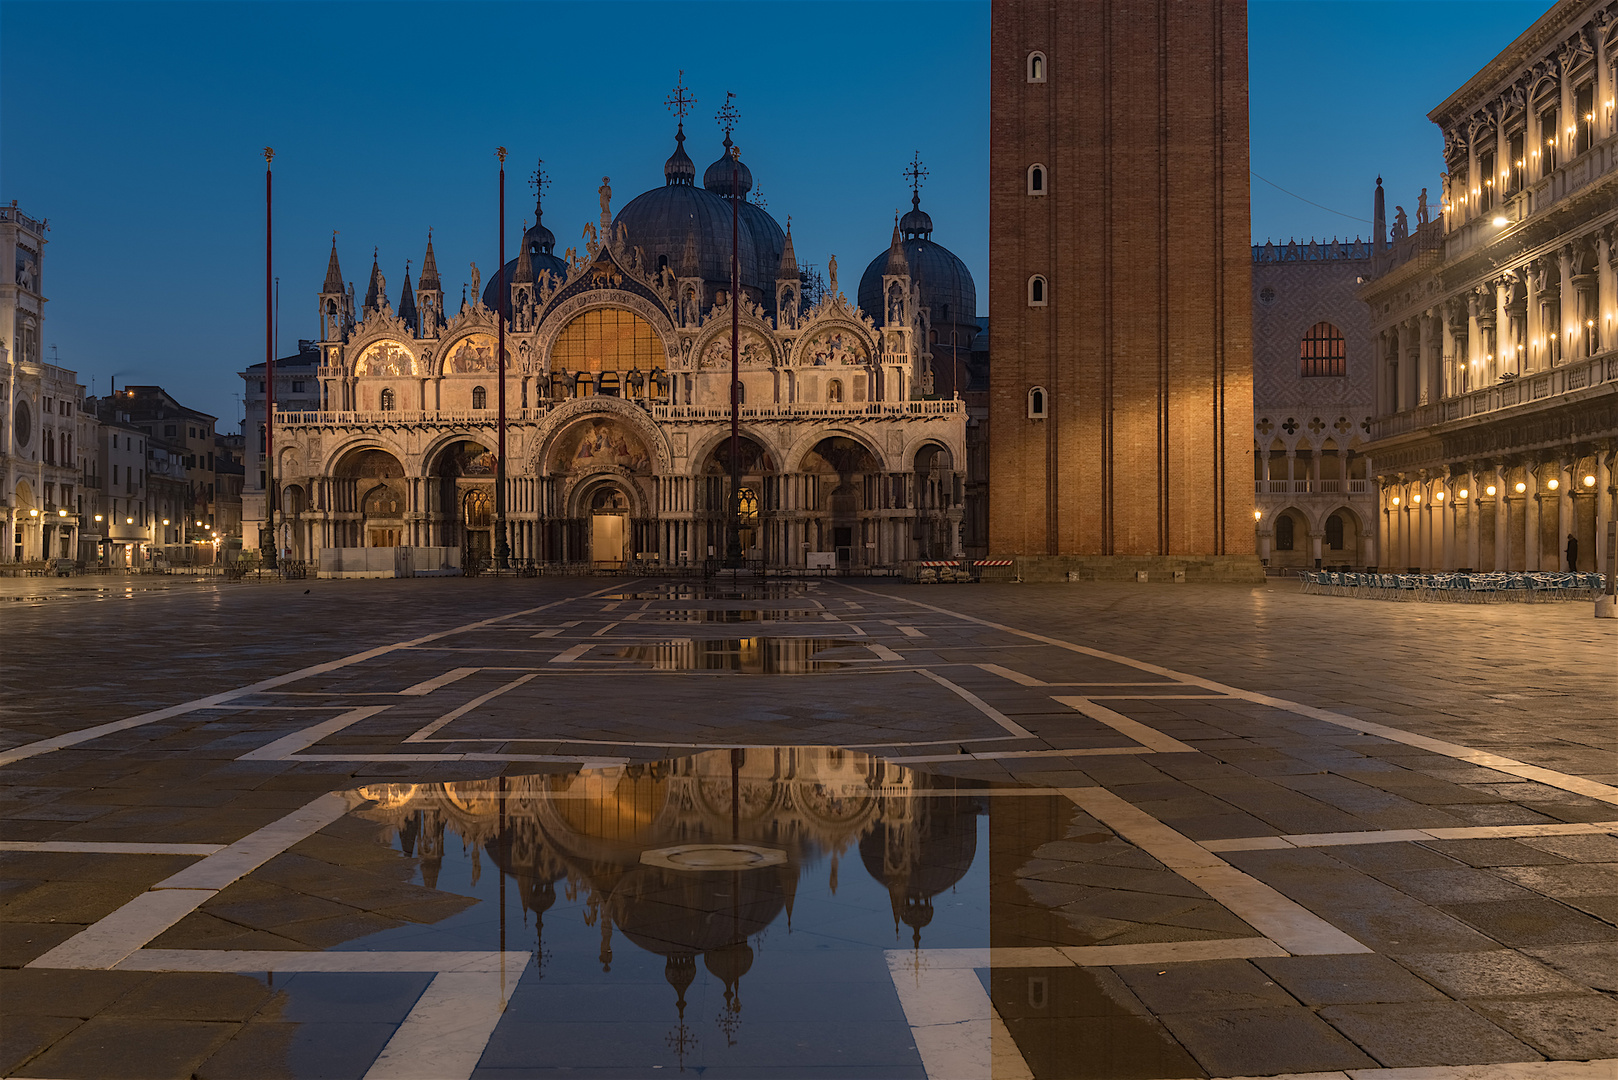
<box><xmin>1</xmin><ymin>576</ymin><xmax>1614</xmax><ymax>1078</ymax></box>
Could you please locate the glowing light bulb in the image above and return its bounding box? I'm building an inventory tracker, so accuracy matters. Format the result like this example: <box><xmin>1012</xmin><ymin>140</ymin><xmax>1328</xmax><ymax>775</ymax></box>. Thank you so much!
<box><xmin>1584</xmin><ymin>475</ymin><xmax>1596</xmax><ymax>487</ymax></box>
<box><xmin>1486</xmin><ymin>485</ymin><xmax>1497</xmax><ymax>496</ymax></box>
<box><xmin>1459</xmin><ymin>489</ymin><xmax>1469</xmax><ymax>499</ymax></box>
<box><xmin>1547</xmin><ymin>478</ymin><xmax>1559</xmax><ymax>490</ymax></box>
<box><xmin>1515</xmin><ymin>482</ymin><xmax>1527</xmax><ymax>493</ymax></box>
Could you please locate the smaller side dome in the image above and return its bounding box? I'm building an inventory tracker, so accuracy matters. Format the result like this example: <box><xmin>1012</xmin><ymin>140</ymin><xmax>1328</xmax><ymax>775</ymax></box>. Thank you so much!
<box><xmin>704</xmin><ymin>135</ymin><xmax>753</xmax><ymax>199</ymax></box>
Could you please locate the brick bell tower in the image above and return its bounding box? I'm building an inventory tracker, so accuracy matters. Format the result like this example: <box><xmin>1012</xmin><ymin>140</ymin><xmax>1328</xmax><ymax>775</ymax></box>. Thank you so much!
<box><xmin>988</xmin><ymin>0</ymin><xmax>1260</xmax><ymax>581</ymax></box>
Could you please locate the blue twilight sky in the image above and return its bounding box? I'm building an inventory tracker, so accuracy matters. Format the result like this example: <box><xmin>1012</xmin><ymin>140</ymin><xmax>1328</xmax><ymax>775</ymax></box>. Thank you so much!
<box><xmin>1</xmin><ymin>0</ymin><xmax>1549</xmax><ymax>426</ymax></box>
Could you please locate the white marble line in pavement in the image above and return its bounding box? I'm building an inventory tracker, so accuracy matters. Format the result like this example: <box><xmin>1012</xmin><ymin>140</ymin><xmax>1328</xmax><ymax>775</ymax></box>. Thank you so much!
<box><xmin>894</xmin><ymin>939</ymin><xmax>1289</xmax><ymax>971</ymax></box>
<box><xmin>1211</xmin><ymin>1061</ymin><xmax>1618</xmax><ymax>1080</ymax></box>
<box><xmin>1203</xmin><ymin>820</ymin><xmax>1618</xmax><ymax>852</ymax></box>
<box><xmin>115</xmin><ymin>949</ymin><xmax>533</xmax><ymax>973</ymax></box>
<box><xmin>1053</xmin><ymin>696</ymin><xmax>1198</xmax><ymax>753</ymax></box>
<box><xmin>854</xmin><ymin>587</ymin><xmax>1618</xmax><ymax>809</ymax></box>
<box><xmin>0</xmin><ymin>584</ymin><xmax>621</xmax><ymax>766</ymax></box>
<box><xmin>0</xmin><ymin>840</ymin><xmax>223</xmax><ymax>855</ymax></box>
<box><xmin>397</xmin><ymin>667</ymin><xmax>480</xmax><ymax>696</ymax></box>
<box><xmin>364</xmin><ymin>969</ymin><xmax>519</xmax><ymax>1080</ymax></box>
<box><xmin>888</xmin><ymin>746</ymin><xmax>1153</xmax><ymax>763</ymax></box>
<box><xmin>237</xmin><ymin>705</ymin><xmax>392</xmax><ymax>761</ymax></box>
<box><xmin>404</xmin><ymin>673</ymin><xmax>540</xmax><ymax>742</ymax></box>
<box><xmin>1061</xmin><ymin>787</ymin><xmax>1371</xmax><ymax>956</ymax></box>
<box><xmin>886</xmin><ymin>953</ymin><xmax>1033</xmax><ymax>1080</ymax></box>
<box><xmin>918</xmin><ymin>669</ymin><xmax>1035</xmax><ymax>739</ymax></box>
<box><xmin>27</xmin><ymin>793</ymin><xmax>352</xmax><ymax>970</ymax></box>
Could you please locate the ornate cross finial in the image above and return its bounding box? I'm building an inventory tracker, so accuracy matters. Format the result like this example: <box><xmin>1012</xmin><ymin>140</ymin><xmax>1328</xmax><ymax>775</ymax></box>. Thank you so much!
<box><xmin>332</xmin><ymin>229</ymin><xmax>339</xmax><ymax>242</ymax></box>
<box><xmin>716</xmin><ymin>91</ymin><xmax>739</xmax><ymax>139</ymax></box>
<box><xmin>373</xmin><ymin>246</ymin><xmax>379</xmax><ymax>260</ymax></box>
<box><xmin>905</xmin><ymin>152</ymin><xmax>928</xmax><ymax>195</ymax></box>
<box><xmin>665</xmin><ymin>70</ymin><xmax>696</xmax><ymax>121</ymax></box>
<box><xmin>529</xmin><ymin>159</ymin><xmax>550</xmax><ymax>201</ymax></box>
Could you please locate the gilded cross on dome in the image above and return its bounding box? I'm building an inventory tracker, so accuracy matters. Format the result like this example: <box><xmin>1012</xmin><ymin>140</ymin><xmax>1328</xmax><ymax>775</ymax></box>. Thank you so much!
<box><xmin>716</xmin><ymin>91</ymin><xmax>739</xmax><ymax>139</ymax></box>
<box><xmin>529</xmin><ymin>160</ymin><xmax>550</xmax><ymax>202</ymax></box>
<box><xmin>665</xmin><ymin>71</ymin><xmax>696</xmax><ymax>121</ymax></box>
<box><xmin>905</xmin><ymin>152</ymin><xmax>928</xmax><ymax>195</ymax></box>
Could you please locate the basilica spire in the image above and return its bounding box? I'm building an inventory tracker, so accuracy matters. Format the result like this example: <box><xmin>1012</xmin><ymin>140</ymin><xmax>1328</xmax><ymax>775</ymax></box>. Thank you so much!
<box><xmin>398</xmin><ymin>263</ymin><xmax>418</xmax><ymax>331</ymax></box>
<box><xmin>363</xmin><ymin>248</ymin><xmax>383</xmax><ymax>313</ymax></box>
<box><xmin>514</xmin><ymin>224</ymin><xmax>534</xmax><ymax>284</ymax></box>
<box><xmin>322</xmin><ymin>235</ymin><xmax>344</xmax><ymax>294</ymax></box>
<box><xmin>777</xmin><ymin>218</ymin><xmax>798</xmax><ymax>280</ymax></box>
<box><xmin>663</xmin><ymin>71</ymin><xmax>698</xmax><ymax>187</ymax></box>
<box><xmin>885</xmin><ymin>217</ymin><xmax>909</xmax><ymax>276</ymax></box>
<box><xmin>419</xmin><ymin>232</ymin><xmax>441</xmax><ymax>291</ymax></box>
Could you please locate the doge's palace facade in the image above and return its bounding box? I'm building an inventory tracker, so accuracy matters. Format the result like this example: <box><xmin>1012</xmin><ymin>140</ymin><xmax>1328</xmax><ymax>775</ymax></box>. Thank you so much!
<box><xmin>243</xmin><ymin>117</ymin><xmax>969</xmax><ymax>569</ymax></box>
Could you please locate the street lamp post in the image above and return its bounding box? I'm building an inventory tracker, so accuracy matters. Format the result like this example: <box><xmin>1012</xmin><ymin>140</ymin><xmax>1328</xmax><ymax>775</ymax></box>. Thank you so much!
<box><xmin>494</xmin><ymin>147</ymin><xmax>510</xmax><ymax>571</ymax></box>
<box><xmin>263</xmin><ymin>146</ymin><xmax>278</xmax><ymax>571</ymax></box>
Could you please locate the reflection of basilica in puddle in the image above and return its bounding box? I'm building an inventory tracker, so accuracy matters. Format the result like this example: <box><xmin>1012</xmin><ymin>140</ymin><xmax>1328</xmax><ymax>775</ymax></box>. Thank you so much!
<box><xmin>613</xmin><ymin>636</ymin><xmax>857</xmax><ymax>672</ymax></box>
<box><xmin>353</xmin><ymin>748</ymin><xmax>982</xmax><ymax>1047</ymax></box>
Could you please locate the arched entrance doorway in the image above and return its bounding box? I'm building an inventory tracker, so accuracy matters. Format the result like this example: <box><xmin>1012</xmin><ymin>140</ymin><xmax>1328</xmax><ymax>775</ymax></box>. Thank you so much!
<box><xmin>700</xmin><ymin>435</ymin><xmax>774</xmax><ymax>562</ymax></box>
<box><xmin>802</xmin><ymin>436</ymin><xmax>877</xmax><ymax>566</ymax></box>
<box><xmin>332</xmin><ymin>447</ymin><xmax>407</xmax><ymax>549</ymax></box>
<box><xmin>546</xmin><ymin>417</ymin><xmax>656</xmax><ymax>564</ymax></box>
<box><xmin>912</xmin><ymin>443</ymin><xmax>958</xmax><ymax>559</ymax></box>
<box><xmin>586</xmin><ymin>484</ymin><xmax>630</xmax><ymax>567</ymax></box>
<box><xmin>430</xmin><ymin>440</ymin><xmax>497</xmax><ymax>565</ymax></box>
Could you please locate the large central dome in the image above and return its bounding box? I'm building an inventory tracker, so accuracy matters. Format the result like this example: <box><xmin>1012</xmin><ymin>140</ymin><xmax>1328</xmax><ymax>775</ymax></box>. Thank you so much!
<box><xmin>858</xmin><ymin>192</ymin><xmax>978</xmax><ymax>334</ymax></box>
<box><xmin>614</xmin><ymin>125</ymin><xmax>785</xmax><ymax>304</ymax></box>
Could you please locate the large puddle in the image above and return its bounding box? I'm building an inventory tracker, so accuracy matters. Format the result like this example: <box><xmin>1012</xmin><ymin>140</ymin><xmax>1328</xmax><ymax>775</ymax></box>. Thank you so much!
<box><xmin>279</xmin><ymin>748</ymin><xmax>1217</xmax><ymax>1077</ymax></box>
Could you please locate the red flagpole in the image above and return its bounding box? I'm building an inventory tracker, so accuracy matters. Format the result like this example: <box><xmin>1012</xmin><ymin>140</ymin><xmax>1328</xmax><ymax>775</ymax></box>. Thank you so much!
<box><xmin>263</xmin><ymin>147</ymin><xmax>277</xmax><ymax>570</ymax></box>
<box><xmin>494</xmin><ymin>147</ymin><xmax>510</xmax><ymax>570</ymax></box>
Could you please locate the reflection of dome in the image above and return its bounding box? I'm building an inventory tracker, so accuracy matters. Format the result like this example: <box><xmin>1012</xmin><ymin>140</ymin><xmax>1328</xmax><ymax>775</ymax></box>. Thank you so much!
<box><xmin>858</xmin><ymin>796</ymin><xmax>981</xmax><ymax>948</ymax></box>
<box><xmin>858</xmin><ymin>192</ymin><xmax>979</xmax><ymax>333</ymax></box>
<box><xmin>614</xmin><ymin>126</ymin><xmax>784</xmax><ymax>302</ymax></box>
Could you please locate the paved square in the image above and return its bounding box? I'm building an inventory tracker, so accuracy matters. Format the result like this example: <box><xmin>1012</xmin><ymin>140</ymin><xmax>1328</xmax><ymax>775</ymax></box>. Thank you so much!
<box><xmin>2</xmin><ymin>575</ymin><xmax>1615</xmax><ymax>1079</ymax></box>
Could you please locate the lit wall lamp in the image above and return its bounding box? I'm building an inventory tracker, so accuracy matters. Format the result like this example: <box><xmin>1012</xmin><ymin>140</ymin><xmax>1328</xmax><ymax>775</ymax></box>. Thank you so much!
<box><xmin>1515</xmin><ymin>482</ymin><xmax>1527</xmax><ymax>493</ymax></box>
<box><xmin>1254</xmin><ymin>510</ymin><xmax>1262</xmax><ymax>521</ymax></box>
<box><xmin>57</xmin><ymin>509</ymin><xmax>67</xmax><ymax>517</ymax></box>
<box><xmin>1436</xmin><ymin>491</ymin><xmax>1446</xmax><ymax>502</ymax></box>
<box><xmin>1459</xmin><ymin>488</ymin><xmax>1469</xmax><ymax>499</ymax></box>
<box><xmin>1392</xmin><ymin>496</ymin><xmax>1402</xmax><ymax>506</ymax></box>
<box><xmin>28</xmin><ymin>508</ymin><xmax>39</xmax><ymax>517</ymax></box>
<box><xmin>1486</xmin><ymin>485</ymin><xmax>1498</xmax><ymax>496</ymax></box>
<box><xmin>1584</xmin><ymin>475</ymin><xmax>1597</xmax><ymax>487</ymax></box>
<box><xmin>1493</xmin><ymin>215</ymin><xmax>1510</xmax><ymax>226</ymax></box>
<box><xmin>1547</xmin><ymin>478</ymin><xmax>1560</xmax><ymax>490</ymax></box>
<box><xmin>126</xmin><ymin>517</ymin><xmax>134</xmax><ymax>524</ymax></box>
<box><xmin>94</xmin><ymin>514</ymin><xmax>103</xmax><ymax>522</ymax></box>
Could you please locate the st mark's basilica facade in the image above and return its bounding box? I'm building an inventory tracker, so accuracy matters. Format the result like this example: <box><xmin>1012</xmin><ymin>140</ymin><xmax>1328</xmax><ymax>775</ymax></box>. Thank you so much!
<box><xmin>242</xmin><ymin>109</ymin><xmax>978</xmax><ymax>569</ymax></box>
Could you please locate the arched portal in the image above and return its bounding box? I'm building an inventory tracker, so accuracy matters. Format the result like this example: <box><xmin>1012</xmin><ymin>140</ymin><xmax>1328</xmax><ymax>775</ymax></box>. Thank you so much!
<box><xmin>700</xmin><ymin>435</ymin><xmax>775</xmax><ymax>561</ymax></box>
<box><xmin>545</xmin><ymin>416</ymin><xmax>657</xmax><ymax>563</ymax></box>
<box><xmin>913</xmin><ymin>443</ymin><xmax>958</xmax><ymax>560</ymax></box>
<box><xmin>802</xmin><ymin>436</ymin><xmax>878</xmax><ymax>566</ymax></box>
<box><xmin>332</xmin><ymin>447</ymin><xmax>406</xmax><ymax>549</ymax></box>
<box><xmin>429</xmin><ymin>439</ymin><xmax>497</xmax><ymax>565</ymax></box>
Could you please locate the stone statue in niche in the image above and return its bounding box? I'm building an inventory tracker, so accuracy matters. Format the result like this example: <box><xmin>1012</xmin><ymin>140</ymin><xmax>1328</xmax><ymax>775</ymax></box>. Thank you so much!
<box><xmin>827</xmin><ymin>254</ymin><xmax>838</xmax><ymax>295</ymax></box>
<box><xmin>376</xmin><ymin>270</ymin><xmax>387</xmax><ymax>304</ymax></box>
<box><xmin>469</xmin><ymin>263</ymin><xmax>481</xmax><ymax>301</ymax></box>
<box><xmin>1417</xmin><ymin>188</ymin><xmax>1430</xmax><ymax>227</ymax></box>
<box><xmin>887</xmin><ymin>284</ymin><xmax>904</xmax><ymax>324</ymax></box>
<box><xmin>598</xmin><ymin>177</ymin><xmax>612</xmax><ymax>230</ymax></box>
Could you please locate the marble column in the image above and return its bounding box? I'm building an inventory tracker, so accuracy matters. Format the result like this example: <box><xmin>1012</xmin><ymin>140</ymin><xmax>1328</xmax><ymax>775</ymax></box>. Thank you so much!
<box><xmin>1494</xmin><ymin>464</ymin><xmax>1509</xmax><ymax>571</ymax></box>
<box><xmin>1558</xmin><ymin>458</ymin><xmax>1575</xmax><ymax>569</ymax></box>
<box><xmin>1557</xmin><ymin>246</ymin><xmax>1575</xmax><ymax>364</ymax></box>
<box><xmin>1523</xmin><ymin>466</ymin><xmax>1541</xmax><ymax>571</ymax></box>
<box><xmin>1597</xmin><ymin>449</ymin><xmax>1614</xmax><ymax>577</ymax></box>
<box><xmin>1377</xmin><ymin>487</ymin><xmax>1391</xmax><ymax>571</ymax></box>
<box><xmin>1418</xmin><ymin>312</ymin><xmax>1436</xmax><ymax>406</ymax></box>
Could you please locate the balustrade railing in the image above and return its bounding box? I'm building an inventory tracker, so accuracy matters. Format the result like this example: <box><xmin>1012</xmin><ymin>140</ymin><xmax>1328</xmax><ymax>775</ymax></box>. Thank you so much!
<box><xmin>1372</xmin><ymin>351</ymin><xmax>1618</xmax><ymax>440</ymax></box>
<box><xmin>274</xmin><ymin>398</ymin><xmax>964</xmax><ymax>427</ymax></box>
<box><xmin>1255</xmin><ymin>478</ymin><xmax>1369</xmax><ymax>495</ymax></box>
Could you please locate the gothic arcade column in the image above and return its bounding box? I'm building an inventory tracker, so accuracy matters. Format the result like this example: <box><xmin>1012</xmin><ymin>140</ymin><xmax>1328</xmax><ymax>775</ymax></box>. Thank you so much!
<box><xmin>1558</xmin><ymin>458</ymin><xmax>1575</xmax><ymax>568</ymax></box>
<box><xmin>1523</xmin><ymin>466</ymin><xmax>1541</xmax><ymax>571</ymax></box>
<box><xmin>1596</xmin><ymin>448</ymin><xmax>1614</xmax><ymax>576</ymax></box>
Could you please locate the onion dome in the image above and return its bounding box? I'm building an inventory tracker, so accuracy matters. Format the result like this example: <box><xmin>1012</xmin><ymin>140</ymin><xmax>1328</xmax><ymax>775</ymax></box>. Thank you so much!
<box><xmin>899</xmin><ymin>191</ymin><xmax>934</xmax><ymax>240</ymax></box>
<box><xmin>664</xmin><ymin>123</ymin><xmax>696</xmax><ymax>186</ymax></box>
<box><xmin>858</xmin><ymin>191</ymin><xmax>978</xmax><ymax>334</ymax></box>
<box><xmin>703</xmin><ymin>134</ymin><xmax>753</xmax><ymax>199</ymax></box>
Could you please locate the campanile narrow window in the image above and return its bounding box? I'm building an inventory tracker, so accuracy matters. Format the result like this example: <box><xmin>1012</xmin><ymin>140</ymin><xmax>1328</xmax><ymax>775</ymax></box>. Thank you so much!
<box><xmin>1028</xmin><ymin>276</ymin><xmax>1047</xmax><ymax>306</ymax></box>
<box><xmin>1027</xmin><ymin>164</ymin><xmax>1047</xmax><ymax>195</ymax></box>
<box><xmin>1027</xmin><ymin>52</ymin><xmax>1046</xmax><ymax>83</ymax></box>
<box><xmin>1028</xmin><ymin>386</ymin><xmax>1048</xmax><ymax>418</ymax></box>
